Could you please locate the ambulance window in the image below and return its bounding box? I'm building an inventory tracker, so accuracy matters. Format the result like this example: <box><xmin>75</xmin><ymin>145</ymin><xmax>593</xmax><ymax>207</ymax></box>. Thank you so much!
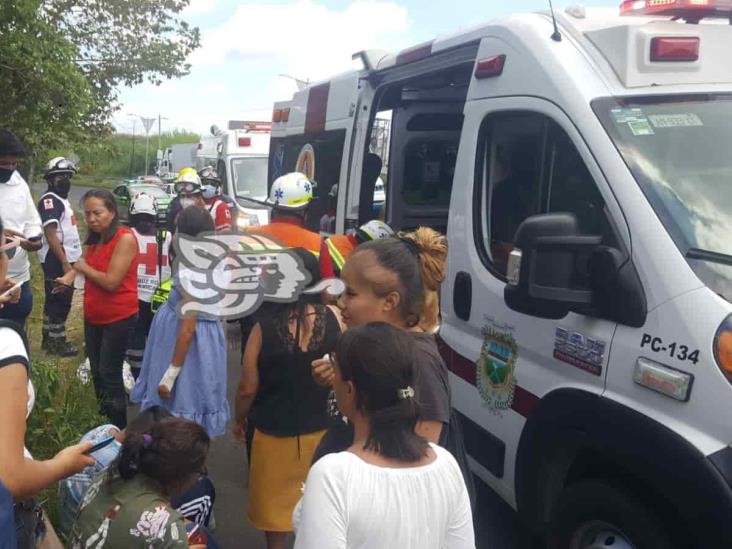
<box><xmin>477</xmin><ymin>113</ymin><xmax>545</xmax><ymax>276</ymax></box>
<box><xmin>546</xmin><ymin>125</ymin><xmax>615</xmax><ymax>242</ymax></box>
<box><xmin>476</xmin><ymin>112</ymin><xmax>614</xmax><ymax>278</ymax></box>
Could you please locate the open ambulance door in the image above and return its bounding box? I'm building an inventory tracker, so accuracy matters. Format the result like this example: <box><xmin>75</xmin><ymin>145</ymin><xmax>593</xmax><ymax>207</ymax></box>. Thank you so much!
<box><xmin>345</xmin><ymin>40</ymin><xmax>479</xmax><ymax>233</ymax></box>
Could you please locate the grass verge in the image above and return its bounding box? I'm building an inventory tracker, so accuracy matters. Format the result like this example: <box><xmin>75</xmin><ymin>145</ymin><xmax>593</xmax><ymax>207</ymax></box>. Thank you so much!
<box><xmin>25</xmin><ymin>196</ymin><xmax>106</xmax><ymax>529</ymax></box>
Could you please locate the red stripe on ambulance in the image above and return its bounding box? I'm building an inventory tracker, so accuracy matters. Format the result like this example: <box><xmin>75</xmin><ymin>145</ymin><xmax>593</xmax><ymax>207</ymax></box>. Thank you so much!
<box><xmin>438</xmin><ymin>338</ymin><xmax>540</xmax><ymax>419</ymax></box>
<box><xmin>305</xmin><ymin>83</ymin><xmax>330</xmax><ymax>134</ymax></box>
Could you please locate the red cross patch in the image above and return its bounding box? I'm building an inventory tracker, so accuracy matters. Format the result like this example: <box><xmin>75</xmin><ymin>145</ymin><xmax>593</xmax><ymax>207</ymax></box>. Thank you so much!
<box><xmin>139</xmin><ymin>242</ymin><xmax>168</xmax><ymax>275</ymax></box>
<box><xmin>43</xmin><ymin>198</ymin><xmax>54</xmax><ymax>210</ymax></box>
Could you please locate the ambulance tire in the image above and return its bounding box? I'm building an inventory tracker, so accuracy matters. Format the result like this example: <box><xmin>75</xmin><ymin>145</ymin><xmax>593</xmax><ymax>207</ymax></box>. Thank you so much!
<box><xmin>548</xmin><ymin>480</ymin><xmax>677</xmax><ymax>549</ymax></box>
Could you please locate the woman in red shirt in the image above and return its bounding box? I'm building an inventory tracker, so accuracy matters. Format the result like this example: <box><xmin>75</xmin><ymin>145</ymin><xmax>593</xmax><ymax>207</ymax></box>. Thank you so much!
<box><xmin>58</xmin><ymin>189</ymin><xmax>139</xmax><ymax>428</ymax></box>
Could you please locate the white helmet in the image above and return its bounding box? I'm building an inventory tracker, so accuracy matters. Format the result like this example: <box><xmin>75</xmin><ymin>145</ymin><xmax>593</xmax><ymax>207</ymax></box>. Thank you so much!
<box><xmin>357</xmin><ymin>220</ymin><xmax>394</xmax><ymax>242</ymax></box>
<box><xmin>130</xmin><ymin>193</ymin><xmax>157</xmax><ymax>217</ymax></box>
<box><xmin>44</xmin><ymin>157</ymin><xmax>76</xmax><ymax>179</ymax></box>
<box><xmin>267</xmin><ymin>172</ymin><xmax>313</xmax><ymax>210</ymax></box>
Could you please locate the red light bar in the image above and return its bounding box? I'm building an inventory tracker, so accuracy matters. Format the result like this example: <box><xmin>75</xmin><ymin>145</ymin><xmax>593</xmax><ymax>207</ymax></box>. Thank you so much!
<box><xmin>475</xmin><ymin>55</ymin><xmax>506</xmax><ymax>79</ymax></box>
<box><xmin>651</xmin><ymin>36</ymin><xmax>700</xmax><ymax>61</ymax></box>
<box><xmin>273</xmin><ymin>109</ymin><xmax>282</xmax><ymax>123</ymax></box>
<box><xmin>281</xmin><ymin>108</ymin><xmax>290</xmax><ymax>122</ymax></box>
<box><xmin>238</xmin><ymin>137</ymin><xmax>251</xmax><ymax>147</ymax></box>
<box><xmin>621</xmin><ymin>0</ymin><xmax>732</xmax><ymax>19</ymax></box>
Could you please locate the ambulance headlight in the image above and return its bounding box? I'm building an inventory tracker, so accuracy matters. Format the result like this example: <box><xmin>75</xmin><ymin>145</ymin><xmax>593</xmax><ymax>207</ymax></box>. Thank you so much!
<box><xmin>237</xmin><ymin>214</ymin><xmax>259</xmax><ymax>230</ymax></box>
<box><xmin>714</xmin><ymin>314</ymin><xmax>732</xmax><ymax>383</ymax></box>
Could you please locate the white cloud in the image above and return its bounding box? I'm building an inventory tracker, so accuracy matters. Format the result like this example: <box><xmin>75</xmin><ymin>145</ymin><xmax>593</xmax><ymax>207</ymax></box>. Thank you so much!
<box><xmin>116</xmin><ymin>1</ymin><xmax>412</xmax><ymax>133</ymax></box>
<box><xmin>192</xmin><ymin>0</ymin><xmax>410</xmax><ymax>85</ymax></box>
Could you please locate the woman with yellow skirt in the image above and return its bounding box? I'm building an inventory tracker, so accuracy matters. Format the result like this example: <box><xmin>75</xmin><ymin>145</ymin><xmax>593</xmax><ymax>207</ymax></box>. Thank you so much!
<box><xmin>234</xmin><ymin>248</ymin><xmax>344</xmax><ymax>549</ymax></box>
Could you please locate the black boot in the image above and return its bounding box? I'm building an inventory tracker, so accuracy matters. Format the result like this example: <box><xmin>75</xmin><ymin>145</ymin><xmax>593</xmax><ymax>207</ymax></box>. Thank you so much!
<box><xmin>54</xmin><ymin>339</ymin><xmax>79</xmax><ymax>357</ymax></box>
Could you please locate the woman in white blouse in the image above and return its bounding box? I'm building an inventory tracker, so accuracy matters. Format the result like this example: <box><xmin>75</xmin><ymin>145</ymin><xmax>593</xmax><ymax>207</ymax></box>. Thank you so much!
<box><xmin>294</xmin><ymin>322</ymin><xmax>475</xmax><ymax>549</ymax></box>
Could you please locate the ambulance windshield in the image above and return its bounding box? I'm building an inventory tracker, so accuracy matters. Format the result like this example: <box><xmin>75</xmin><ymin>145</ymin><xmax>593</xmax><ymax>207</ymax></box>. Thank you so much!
<box><xmin>594</xmin><ymin>94</ymin><xmax>732</xmax><ymax>301</ymax></box>
<box><xmin>232</xmin><ymin>157</ymin><xmax>268</xmax><ymax>201</ymax></box>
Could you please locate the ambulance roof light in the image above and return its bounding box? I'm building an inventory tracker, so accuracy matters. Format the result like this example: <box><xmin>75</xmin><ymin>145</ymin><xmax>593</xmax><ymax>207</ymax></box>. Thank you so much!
<box><xmin>620</xmin><ymin>0</ymin><xmax>732</xmax><ymax>22</ymax></box>
<box><xmin>238</xmin><ymin>137</ymin><xmax>251</xmax><ymax>147</ymax></box>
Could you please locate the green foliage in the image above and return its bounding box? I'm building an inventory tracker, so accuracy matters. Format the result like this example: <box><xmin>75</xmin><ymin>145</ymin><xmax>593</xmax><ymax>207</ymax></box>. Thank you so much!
<box><xmin>43</xmin><ymin>0</ymin><xmax>201</xmax><ymax>135</ymax></box>
<box><xmin>0</xmin><ymin>0</ymin><xmax>97</xmax><ymax>152</ymax></box>
<box><xmin>47</xmin><ymin>130</ymin><xmax>201</xmax><ymax>179</ymax></box>
<box><xmin>0</xmin><ymin>0</ymin><xmax>200</xmax><ymax>163</ymax></box>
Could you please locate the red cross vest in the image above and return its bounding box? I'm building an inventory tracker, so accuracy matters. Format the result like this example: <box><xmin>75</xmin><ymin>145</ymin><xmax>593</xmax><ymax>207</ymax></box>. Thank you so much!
<box><xmin>132</xmin><ymin>228</ymin><xmax>171</xmax><ymax>303</ymax></box>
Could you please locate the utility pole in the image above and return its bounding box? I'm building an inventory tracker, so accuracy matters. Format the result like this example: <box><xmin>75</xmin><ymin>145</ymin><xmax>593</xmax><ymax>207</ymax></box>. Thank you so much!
<box><xmin>128</xmin><ymin>117</ymin><xmax>137</xmax><ymax>178</ymax></box>
<box><xmin>140</xmin><ymin>117</ymin><xmax>156</xmax><ymax>175</ymax></box>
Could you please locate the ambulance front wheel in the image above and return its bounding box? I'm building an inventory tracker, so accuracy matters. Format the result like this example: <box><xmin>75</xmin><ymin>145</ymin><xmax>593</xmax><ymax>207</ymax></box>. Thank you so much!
<box><xmin>548</xmin><ymin>480</ymin><xmax>677</xmax><ymax>549</ymax></box>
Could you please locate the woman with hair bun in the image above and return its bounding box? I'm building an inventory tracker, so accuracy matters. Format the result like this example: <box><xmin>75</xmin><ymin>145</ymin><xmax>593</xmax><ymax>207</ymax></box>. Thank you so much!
<box><xmin>295</xmin><ymin>323</ymin><xmax>475</xmax><ymax>548</ymax></box>
<box><xmin>312</xmin><ymin>228</ymin><xmax>473</xmax><ymax>501</ymax></box>
<box><xmin>69</xmin><ymin>416</ymin><xmax>211</xmax><ymax>548</ymax></box>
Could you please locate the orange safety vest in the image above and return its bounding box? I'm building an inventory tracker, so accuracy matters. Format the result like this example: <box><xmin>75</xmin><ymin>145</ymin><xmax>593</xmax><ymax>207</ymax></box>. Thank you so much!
<box><xmin>246</xmin><ymin>221</ymin><xmax>321</xmax><ymax>257</ymax></box>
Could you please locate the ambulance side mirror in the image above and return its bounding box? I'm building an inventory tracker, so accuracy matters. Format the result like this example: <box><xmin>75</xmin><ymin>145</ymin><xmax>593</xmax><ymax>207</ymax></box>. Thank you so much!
<box><xmin>504</xmin><ymin>213</ymin><xmax>601</xmax><ymax>319</ymax></box>
<box><xmin>504</xmin><ymin>213</ymin><xmax>647</xmax><ymax>327</ymax></box>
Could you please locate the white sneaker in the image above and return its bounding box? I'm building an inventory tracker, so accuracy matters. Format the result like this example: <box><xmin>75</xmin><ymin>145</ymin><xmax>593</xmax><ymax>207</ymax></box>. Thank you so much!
<box><xmin>77</xmin><ymin>358</ymin><xmax>91</xmax><ymax>385</ymax></box>
<box><xmin>122</xmin><ymin>361</ymin><xmax>135</xmax><ymax>394</ymax></box>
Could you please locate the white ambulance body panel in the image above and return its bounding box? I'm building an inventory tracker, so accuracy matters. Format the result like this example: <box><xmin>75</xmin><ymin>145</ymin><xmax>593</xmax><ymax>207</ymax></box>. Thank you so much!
<box><xmin>272</xmin><ymin>5</ymin><xmax>732</xmax><ymax>544</ymax></box>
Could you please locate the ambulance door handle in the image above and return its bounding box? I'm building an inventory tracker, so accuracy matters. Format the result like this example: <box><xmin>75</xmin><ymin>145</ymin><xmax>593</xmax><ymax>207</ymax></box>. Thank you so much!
<box><xmin>453</xmin><ymin>271</ymin><xmax>472</xmax><ymax>322</ymax></box>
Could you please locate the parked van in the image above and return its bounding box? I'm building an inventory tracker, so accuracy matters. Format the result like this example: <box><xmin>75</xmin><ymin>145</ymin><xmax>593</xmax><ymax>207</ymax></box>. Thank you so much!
<box><xmin>204</xmin><ymin>121</ymin><xmax>271</xmax><ymax>228</ymax></box>
<box><xmin>271</xmin><ymin>3</ymin><xmax>732</xmax><ymax>547</ymax></box>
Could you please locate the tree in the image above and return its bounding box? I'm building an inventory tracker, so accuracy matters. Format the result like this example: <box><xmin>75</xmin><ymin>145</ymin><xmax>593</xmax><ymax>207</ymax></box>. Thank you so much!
<box><xmin>0</xmin><ymin>0</ymin><xmax>97</xmax><ymax>179</ymax></box>
<box><xmin>0</xmin><ymin>0</ymin><xmax>200</xmax><ymax>174</ymax></box>
<box><xmin>43</xmin><ymin>0</ymin><xmax>200</xmax><ymax>134</ymax></box>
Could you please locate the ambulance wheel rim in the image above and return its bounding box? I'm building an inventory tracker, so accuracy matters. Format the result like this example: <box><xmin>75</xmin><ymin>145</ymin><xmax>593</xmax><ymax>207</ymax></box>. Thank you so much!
<box><xmin>570</xmin><ymin>521</ymin><xmax>635</xmax><ymax>549</ymax></box>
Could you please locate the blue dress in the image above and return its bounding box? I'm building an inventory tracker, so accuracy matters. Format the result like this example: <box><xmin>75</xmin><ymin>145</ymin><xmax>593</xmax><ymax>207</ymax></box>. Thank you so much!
<box><xmin>130</xmin><ymin>285</ymin><xmax>230</xmax><ymax>437</ymax></box>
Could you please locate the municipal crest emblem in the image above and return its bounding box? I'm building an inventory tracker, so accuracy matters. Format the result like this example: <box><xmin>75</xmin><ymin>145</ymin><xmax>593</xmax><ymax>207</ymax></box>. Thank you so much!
<box><xmin>476</xmin><ymin>325</ymin><xmax>518</xmax><ymax>410</ymax></box>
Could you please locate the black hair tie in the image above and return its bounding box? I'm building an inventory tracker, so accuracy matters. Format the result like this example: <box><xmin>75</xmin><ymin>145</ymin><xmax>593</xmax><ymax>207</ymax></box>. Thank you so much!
<box><xmin>399</xmin><ymin>237</ymin><xmax>421</xmax><ymax>256</ymax></box>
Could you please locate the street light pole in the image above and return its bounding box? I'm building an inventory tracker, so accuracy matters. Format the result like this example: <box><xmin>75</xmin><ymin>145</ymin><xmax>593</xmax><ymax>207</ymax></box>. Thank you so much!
<box><xmin>127</xmin><ymin>115</ymin><xmax>137</xmax><ymax>178</ymax></box>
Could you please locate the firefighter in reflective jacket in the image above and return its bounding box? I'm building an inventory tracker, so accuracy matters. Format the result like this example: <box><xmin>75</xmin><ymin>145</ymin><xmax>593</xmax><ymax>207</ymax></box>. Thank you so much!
<box><xmin>245</xmin><ymin>172</ymin><xmax>321</xmax><ymax>258</ymax></box>
<box><xmin>319</xmin><ymin>220</ymin><xmax>394</xmax><ymax>278</ymax></box>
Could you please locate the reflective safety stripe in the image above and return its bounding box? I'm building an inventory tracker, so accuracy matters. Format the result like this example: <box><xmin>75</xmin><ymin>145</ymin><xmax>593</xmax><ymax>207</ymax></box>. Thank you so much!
<box><xmin>326</xmin><ymin>238</ymin><xmax>346</xmax><ymax>270</ymax></box>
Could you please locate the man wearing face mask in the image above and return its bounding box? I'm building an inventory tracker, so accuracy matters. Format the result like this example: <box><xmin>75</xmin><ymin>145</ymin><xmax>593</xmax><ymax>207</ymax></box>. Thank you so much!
<box><xmin>37</xmin><ymin>157</ymin><xmax>82</xmax><ymax>356</ymax></box>
<box><xmin>199</xmin><ymin>167</ymin><xmax>232</xmax><ymax>232</ymax></box>
<box><xmin>0</xmin><ymin>129</ymin><xmax>43</xmax><ymax>330</ymax></box>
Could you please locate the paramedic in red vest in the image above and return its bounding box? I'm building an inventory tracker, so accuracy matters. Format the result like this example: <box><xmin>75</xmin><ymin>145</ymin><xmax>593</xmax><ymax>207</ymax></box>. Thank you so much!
<box><xmin>37</xmin><ymin>157</ymin><xmax>82</xmax><ymax>356</ymax></box>
<box><xmin>199</xmin><ymin>166</ymin><xmax>233</xmax><ymax>232</ymax></box>
<box><xmin>246</xmin><ymin>172</ymin><xmax>321</xmax><ymax>258</ymax></box>
<box><xmin>319</xmin><ymin>220</ymin><xmax>394</xmax><ymax>278</ymax></box>
<box><xmin>126</xmin><ymin>193</ymin><xmax>171</xmax><ymax>379</ymax></box>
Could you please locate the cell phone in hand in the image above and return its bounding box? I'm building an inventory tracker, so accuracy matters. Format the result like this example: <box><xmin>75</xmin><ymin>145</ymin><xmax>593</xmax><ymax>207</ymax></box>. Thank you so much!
<box><xmin>0</xmin><ymin>282</ymin><xmax>21</xmax><ymax>300</ymax></box>
<box><xmin>85</xmin><ymin>435</ymin><xmax>116</xmax><ymax>454</ymax></box>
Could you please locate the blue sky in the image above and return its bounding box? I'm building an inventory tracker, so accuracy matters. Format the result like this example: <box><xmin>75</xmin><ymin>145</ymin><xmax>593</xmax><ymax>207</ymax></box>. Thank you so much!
<box><xmin>114</xmin><ymin>0</ymin><xmax>616</xmax><ymax>135</ymax></box>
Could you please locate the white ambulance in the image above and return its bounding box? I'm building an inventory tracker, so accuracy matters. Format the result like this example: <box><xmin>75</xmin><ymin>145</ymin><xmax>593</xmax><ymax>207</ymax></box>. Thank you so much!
<box><xmin>206</xmin><ymin>121</ymin><xmax>271</xmax><ymax>228</ymax></box>
<box><xmin>272</xmin><ymin>1</ymin><xmax>732</xmax><ymax>546</ymax></box>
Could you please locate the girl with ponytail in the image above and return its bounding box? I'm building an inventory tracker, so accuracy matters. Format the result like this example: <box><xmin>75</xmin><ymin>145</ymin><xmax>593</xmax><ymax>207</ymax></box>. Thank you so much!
<box><xmin>294</xmin><ymin>323</ymin><xmax>475</xmax><ymax>548</ymax></box>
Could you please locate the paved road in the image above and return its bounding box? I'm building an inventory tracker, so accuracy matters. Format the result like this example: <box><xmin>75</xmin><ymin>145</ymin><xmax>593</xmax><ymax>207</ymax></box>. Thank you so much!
<box><xmin>32</xmin><ymin>183</ymin><xmax>97</xmax><ymax>205</ymax></box>
<box><xmin>210</xmin><ymin>324</ymin><xmax>541</xmax><ymax>549</ymax></box>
